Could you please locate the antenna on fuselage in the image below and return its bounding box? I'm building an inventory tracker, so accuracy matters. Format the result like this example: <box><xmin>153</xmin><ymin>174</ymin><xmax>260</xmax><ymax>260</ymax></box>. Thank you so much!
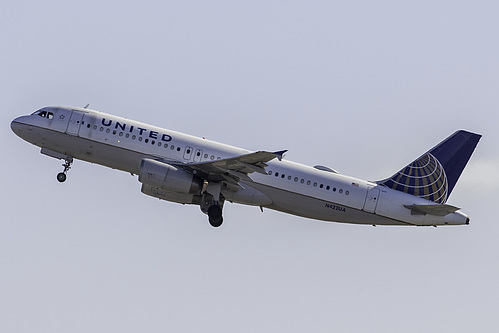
<box><xmin>84</xmin><ymin>104</ymin><xmax>90</xmax><ymax>109</ymax></box>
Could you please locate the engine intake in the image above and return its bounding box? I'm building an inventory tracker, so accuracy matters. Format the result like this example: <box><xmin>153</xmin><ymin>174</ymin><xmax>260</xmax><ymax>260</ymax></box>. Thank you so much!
<box><xmin>138</xmin><ymin>158</ymin><xmax>202</xmax><ymax>194</ymax></box>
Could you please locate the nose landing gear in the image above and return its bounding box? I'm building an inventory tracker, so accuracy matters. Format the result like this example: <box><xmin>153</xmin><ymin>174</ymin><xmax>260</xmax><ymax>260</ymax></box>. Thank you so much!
<box><xmin>57</xmin><ymin>157</ymin><xmax>73</xmax><ymax>183</ymax></box>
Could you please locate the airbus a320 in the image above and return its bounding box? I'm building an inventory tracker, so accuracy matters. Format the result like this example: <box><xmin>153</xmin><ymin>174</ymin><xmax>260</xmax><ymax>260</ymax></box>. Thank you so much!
<box><xmin>11</xmin><ymin>106</ymin><xmax>481</xmax><ymax>228</ymax></box>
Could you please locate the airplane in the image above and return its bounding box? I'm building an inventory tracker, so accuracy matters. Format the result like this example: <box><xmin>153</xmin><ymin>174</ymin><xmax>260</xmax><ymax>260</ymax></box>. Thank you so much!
<box><xmin>11</xmin><ymin>106</ymin><xmax>481</xmax><ymax>228</ymax></box>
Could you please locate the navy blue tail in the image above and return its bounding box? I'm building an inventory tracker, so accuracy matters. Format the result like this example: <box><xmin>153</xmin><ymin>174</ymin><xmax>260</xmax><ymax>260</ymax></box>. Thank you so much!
<box><xmin>377</xmin><ymin>130</ymin><xmax>481</xmax><ymax>203</ymax></box>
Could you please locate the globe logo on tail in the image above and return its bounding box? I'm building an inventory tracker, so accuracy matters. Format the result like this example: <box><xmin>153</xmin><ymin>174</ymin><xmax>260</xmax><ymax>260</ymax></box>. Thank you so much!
<box><xmin>379</xmin><ymin>153</ymin><xmax>448</xmax><ymax>204</ymax></box>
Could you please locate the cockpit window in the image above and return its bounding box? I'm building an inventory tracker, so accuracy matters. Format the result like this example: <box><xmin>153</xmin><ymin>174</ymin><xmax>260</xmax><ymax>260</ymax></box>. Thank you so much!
<box><xmin>31</xmin><ymin>110</ymin><xmax>54</xmax><ymax>119</ymax></box>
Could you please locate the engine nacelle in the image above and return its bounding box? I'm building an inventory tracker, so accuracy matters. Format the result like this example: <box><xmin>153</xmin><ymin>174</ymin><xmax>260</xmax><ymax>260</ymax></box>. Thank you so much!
<box><xmin>141</xmin><ymin>184</ymin><xmax>201</xmax><ymax>204</ymax></box>
<box><xmin>138</xmin><ymin>158</ymin><xmax>202</xmax><ymax>194</ymax></box>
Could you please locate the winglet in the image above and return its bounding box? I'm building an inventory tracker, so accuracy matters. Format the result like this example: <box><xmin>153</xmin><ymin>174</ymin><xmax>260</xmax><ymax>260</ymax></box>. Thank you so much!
<box><xmin>272</xmin><ymin>150</ymin><xmax>287</xmax><ymax>161</ymax></box>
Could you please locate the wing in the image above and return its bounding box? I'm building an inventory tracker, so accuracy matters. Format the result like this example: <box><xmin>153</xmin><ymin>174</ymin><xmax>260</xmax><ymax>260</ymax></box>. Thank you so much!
<box><xmin>174</xmin><ymin>150</ymin><xmax>287</xmax><ymax>187</ymax></box>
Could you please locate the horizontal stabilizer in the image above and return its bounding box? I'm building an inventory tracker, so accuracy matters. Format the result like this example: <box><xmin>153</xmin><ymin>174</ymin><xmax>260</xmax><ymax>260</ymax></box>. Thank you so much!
<box><xmin>404</xmin><ymin>204</ymin><xmax>460</xmax><ymax>216</ymax></box>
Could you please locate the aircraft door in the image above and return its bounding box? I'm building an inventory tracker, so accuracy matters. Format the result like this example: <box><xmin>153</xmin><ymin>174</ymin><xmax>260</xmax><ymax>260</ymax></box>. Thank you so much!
<box><xmin>66</xmin><ymin>111</ymin><xmax>85</xmax><ymax>136</ymax></box>
<box><xmin>363</xmin><ymin>187</ymin><xmax>380</xmax><ymax>213</ymax></box>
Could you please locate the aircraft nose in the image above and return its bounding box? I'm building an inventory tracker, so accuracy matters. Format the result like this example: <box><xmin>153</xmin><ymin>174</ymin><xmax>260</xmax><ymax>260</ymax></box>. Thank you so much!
<box><xmin>11</xmin><ymin>116</ymin><xmax>28</xmax><ymax>137</ymax></box>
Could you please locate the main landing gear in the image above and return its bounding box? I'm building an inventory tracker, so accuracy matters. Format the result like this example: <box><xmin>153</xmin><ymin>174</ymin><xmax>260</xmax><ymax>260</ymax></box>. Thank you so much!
<box><xmin>200</xmin><ymin>183</ymin><xmax>225</xmax><ymax>228</ymax></box>
<box><xmin>208</xmin><ymin>204</ymin><xmax>223</xmax><ymax>228</ymax></box>
<box><xmin>57</xmin><ymin>157</ymin><xmax>73</xmax><ymax>183</ymax></box>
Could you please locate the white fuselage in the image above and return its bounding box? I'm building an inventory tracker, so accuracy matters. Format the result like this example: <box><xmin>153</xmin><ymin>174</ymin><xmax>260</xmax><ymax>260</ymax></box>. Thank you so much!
<box><xmin>11</xmin><ymin>106</ymin><xmax>470</xmax><ymax>226</ymax></box>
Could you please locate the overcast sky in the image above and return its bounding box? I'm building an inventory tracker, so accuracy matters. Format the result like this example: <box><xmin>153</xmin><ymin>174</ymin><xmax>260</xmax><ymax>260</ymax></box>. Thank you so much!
<box><xmin>2</xmin><ymin>1</ymin><xmax>498</xmax><ymax>332</ymax></box>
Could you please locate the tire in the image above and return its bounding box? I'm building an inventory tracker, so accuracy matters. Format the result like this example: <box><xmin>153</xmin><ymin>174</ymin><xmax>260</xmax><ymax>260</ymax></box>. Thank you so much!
<box><xmin>57</xmin><ymin>172</ymin><xmax>67</xmax><ymax>183</ymax></box>
<box><xmin>208</xmin><ymin>205</ymin><xmax>223</xmax><ymax>227</ymax></box>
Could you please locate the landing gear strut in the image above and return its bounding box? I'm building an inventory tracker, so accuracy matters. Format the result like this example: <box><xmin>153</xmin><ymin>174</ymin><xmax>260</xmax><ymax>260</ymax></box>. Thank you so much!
<box><xmin>57</xmin><ymin>157</ymin><xmax>73</xmax><ymax>183</ymax></box>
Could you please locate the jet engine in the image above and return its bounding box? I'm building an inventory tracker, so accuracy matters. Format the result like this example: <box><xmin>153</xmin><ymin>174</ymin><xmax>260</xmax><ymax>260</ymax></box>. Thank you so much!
<box><xmin>138</xmin><ymin>158</ymin><xmax>202</xmax><ymax>194</ymax></box>
<box><xmin>140</xmin><ymin>184</ymin><xmax>201</xmax><ymax>205</ymax></box>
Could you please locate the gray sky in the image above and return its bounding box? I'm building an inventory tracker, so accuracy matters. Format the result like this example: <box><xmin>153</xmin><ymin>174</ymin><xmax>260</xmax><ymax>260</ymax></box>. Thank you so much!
<box><xmin>2</xmin><ymin>1</ymin><xmax>498</xmax><ymax>332</ymax></box>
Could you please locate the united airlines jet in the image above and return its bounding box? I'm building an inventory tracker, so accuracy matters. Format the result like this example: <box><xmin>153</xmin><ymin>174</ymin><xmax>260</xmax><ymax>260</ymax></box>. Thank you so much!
<box><xmin>11</xmin><ymin>106</ymin><xmax>481</xmax><ymax>227</ymax></box>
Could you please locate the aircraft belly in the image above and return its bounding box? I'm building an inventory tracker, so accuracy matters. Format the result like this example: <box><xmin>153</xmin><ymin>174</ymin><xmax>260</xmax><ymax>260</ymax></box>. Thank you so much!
<box><xmin>26</xmin><ymin>126</ymin><xmax>144</xmax><ymax>174</ymax></box>
<box><xmin>250</xmin><ymin>183</ymin><xmax>407</xmax><ymax>225</ymax></box>
<box><xmin>80</xmin><ymin>140</ymin><xmax>144</xmax><ymax>174</ymax></box>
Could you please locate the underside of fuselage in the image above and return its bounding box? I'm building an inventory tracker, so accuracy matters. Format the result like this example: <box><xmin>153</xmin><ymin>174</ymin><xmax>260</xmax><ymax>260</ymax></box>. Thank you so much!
<box><xmin>248</xmin><ymin>182</ymin><xmax>410</xmax><ymax>226</ymax></box>
<box><xmin>13</xmin><ymin>122</ymin><xmax>149</xmax><ymax>174</ymax></box>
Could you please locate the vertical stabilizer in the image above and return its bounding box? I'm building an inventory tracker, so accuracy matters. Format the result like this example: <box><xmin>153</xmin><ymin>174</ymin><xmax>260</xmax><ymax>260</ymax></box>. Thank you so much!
<box><xmin>377</xmin><ymin>130</ymin><xmax>481</xmax><ymax>203</ymax></box>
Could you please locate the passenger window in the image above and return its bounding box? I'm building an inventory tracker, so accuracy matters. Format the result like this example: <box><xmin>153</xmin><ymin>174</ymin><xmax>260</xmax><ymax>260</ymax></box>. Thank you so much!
<box><xmin>275</xmin><ymin>172</ymin><xmax>279</xmax><ymax>177</ymax></box>
<box><xmin>294</xmin><ymin>177</ymin><xmax>298</xmax><ymax>182</ymax></box>
<box><xmin>313</xmin><ymin>182</ymin><xmax>317</xmax><ymax>187</ymax></box>
<box><xmin>307</xmin><ymin>180</ymin><xmax>311</xmax><ymax>185</ymax></box>
<box><xmin>269</xmin><ymin>171</ymin><xmax>273</xmax><ymax>175</ymax></box>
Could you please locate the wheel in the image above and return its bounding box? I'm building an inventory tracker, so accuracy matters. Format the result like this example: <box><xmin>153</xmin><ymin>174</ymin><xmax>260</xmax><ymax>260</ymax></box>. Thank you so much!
<box><xmin>57</xmin><ymin>172</ymin><xmax>67</xmax><ymax>183</ymax></box>
<box><xmin>208</xmin><ymin>205</ymin><xmax>223</xmax><ymax>227</ymax></box>
<box><xmin>209</xmin><ymin>217</ymin><xmax>223</xmax><ymax>228</ymax></box>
